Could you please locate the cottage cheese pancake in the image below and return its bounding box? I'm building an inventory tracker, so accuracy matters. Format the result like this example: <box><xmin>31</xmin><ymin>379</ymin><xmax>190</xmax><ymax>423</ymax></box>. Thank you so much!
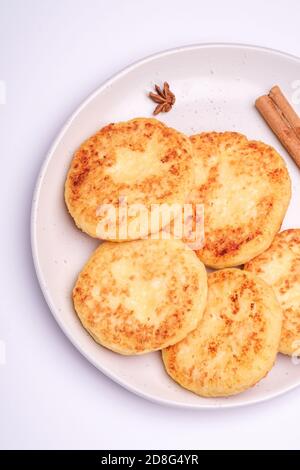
<box><xmin>65</xmin><ymin>118</ymin><xmax>195</xmax><ymax>241</ymax></box>
<box><xmin>245</xmin><ymin>229</ymin><xmax>300</xmax><ymax>356</ymax></box>
<box><xmin>189</xmin><ymin>132</ymin><xmax>291</xmax><ymax>268</ymax></box>
<box><xmin>162</xmin><ymin>269</ymin><xmax>282</xmax><ymax>397</ymax></box>
<box><xmin>73</xmin><ymin>239</ymin><xmax>207</xmax><ymax>355</ymax></box>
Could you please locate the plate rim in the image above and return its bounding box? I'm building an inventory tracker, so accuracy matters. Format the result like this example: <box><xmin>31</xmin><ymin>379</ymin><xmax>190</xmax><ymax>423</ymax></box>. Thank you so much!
<box><xmin>31</xmin><ymin>42</ymin><xmax>300</xmax><ymax>410</ymax></box>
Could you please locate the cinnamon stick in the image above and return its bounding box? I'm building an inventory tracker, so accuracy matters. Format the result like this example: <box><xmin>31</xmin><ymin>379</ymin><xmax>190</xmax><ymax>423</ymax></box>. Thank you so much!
<box><xmin>269</xmin><ymin>86</ymin><xmax>300</xmax><ymax>139</ymax></box>
<box><xmin>255</xmin><ymin>86</ymin><xmax>300</xmax><ymax>168</ymax></box>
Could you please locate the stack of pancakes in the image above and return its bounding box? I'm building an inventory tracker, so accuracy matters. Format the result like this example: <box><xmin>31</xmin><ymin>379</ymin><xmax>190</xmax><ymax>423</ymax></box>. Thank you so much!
<box><xmin>65</xmin><ymin>117</ymin><xmax>299</xmax><ymax>398</ymax></box>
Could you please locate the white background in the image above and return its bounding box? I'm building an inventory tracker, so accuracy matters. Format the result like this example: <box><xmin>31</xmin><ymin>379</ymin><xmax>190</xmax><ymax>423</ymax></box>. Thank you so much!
<box><xmin>1</xmin><ymin>0</ymin><xmax>300</xmax><ymax>450</ymax></box>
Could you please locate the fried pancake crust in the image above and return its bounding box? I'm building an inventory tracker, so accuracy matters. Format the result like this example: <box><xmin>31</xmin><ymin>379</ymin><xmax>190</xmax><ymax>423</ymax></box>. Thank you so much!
<box><xmin>65</xmin><ymin>118</ymin><xmax>194</xmax><ymax>241</ymax></box>
<box><xmin>73</xmin><ymin>239</ymin><xmax>207</xmax><ymax>355</ymax></box>
<box><xmin>189</xmin><ymin>132</ymin><xmax>291</xmax><ymax>268</ymax></box>
<box><xmin>245</xmin><ymin>229</ymin><xmax>300</xmax><ymax>356</ymax></box>
<box><xmin>162</xmin><ymin>269</ymin><xmax>282</xmax><ymax>397</ymax></box>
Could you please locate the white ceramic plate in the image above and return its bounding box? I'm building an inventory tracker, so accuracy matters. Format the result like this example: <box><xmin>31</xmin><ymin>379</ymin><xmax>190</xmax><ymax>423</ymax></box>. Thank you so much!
<box><xmin>31</xmin><ymin>44</ymin><xmax>300</xmax><ymax>409</ymax></box>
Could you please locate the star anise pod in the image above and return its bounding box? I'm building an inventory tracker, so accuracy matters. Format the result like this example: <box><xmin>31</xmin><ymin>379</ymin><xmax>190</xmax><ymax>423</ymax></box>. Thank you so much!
<box><xmin>148</xmin><ymin>82</ymin><xmax>176</xmax><ymax>115</ymax></box>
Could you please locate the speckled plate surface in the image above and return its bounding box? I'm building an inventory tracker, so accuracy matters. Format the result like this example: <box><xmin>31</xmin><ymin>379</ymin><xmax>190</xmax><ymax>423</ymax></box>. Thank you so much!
<box><xmin>31</xmin><ymin>44</ymin><xmax>300</xmax><ymax>408</ymax></box>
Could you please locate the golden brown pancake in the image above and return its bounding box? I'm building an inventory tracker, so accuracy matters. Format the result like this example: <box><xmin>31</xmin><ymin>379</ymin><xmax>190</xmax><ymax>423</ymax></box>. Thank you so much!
<box><xmin>245</xmin><ymin>229</ymin><xmax>300</xmax><ymax>356</ymax></box>
<box><xmin>189</xmin><ymin>132</ymin><xmax>291</xmax><ymax>268</ymax></box>
<box><xmin>65</xmin><ymin>118</ymin><xmax>195</xmax><ymax>241</ymax></box>
<box><xmin>73</xmin><ymin>239</ymin><xmax>207</xmax><ymax>355</ymax></box>
<box><xmin>162</xmin><ymin>269</ymin><xmax>282</xmax><ymax>397</ymax></box>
